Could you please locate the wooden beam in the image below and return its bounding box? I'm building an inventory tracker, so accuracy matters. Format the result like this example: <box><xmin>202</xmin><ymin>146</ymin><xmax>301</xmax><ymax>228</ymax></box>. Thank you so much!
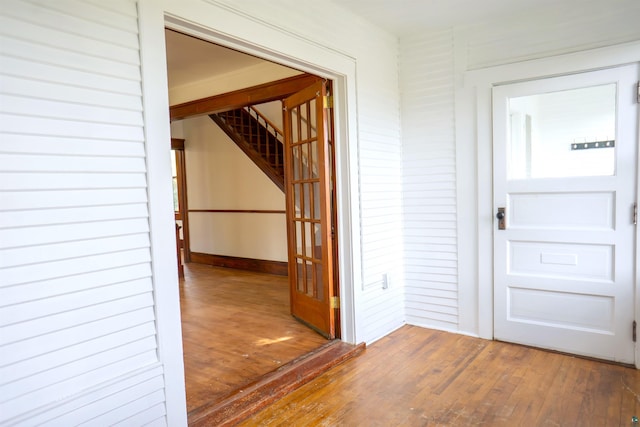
<box><xmin>170</xmin><ymin>73</ymin><xmax>321</xmax><ymax>121</ymax></box>
<box><xmin>170</xmin><ymin>138</ymin><xmax>184</xmax><ymax>150</ymax></box>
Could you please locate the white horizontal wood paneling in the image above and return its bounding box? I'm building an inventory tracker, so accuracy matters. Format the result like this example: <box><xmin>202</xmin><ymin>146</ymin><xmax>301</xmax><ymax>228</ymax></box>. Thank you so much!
<box><xmin>1</xmin><ymin>94</ymin><xmax>144</xmax><ymax>126</ymax></box>
<box><xmin>400</xmin><ymin>29</ymin><xmax>459</xmax><ymax>332</ymax></box>
<box><xmin>339</xmin><ymin>27</ymin><xmax>404</xmax><ymax>343</ymax></box>
<box><xmin>0</xmin><ymin>55</ymin><xmax>143</xmax><ymax>95</ymax></box>
<box><xmin>0</xmin><ymin>234</ymin><xmax>150</xmax><ymax>266</ymax></box>
<box><xmin>14</xmin><ymin>365</ymin><xmax>164</xmax><ymax>427</ymax></box>
<box><xmin>0</xmin><ymin>263</ymin><xmax>152</xmax><ymax>305</ymax></box>
<box><xmin>0</xmin><ymin>172</ymin><xmax>147</xmax><ymax>190</ymax></box>
<box><xmin>0</xmin><ymin>1</ymin><xmax>167</xmax><ymax>425</ymax></box>
<box><xmin>2</xmin><ymin>308</ymin><xmax>156</xmax><ymax>362</ymax></box>
<box><xmin>0</xmin><ymin>135</ymin><xmax>145</xmax><ymax>157</ymax></box>
<box><xmin>0</xmin><ymin>219</ymin><xmax>150</xmax><ymax>250</ymax></box>
<box><xmin>0</xmin><ymin>204</ymin><xmax>149</xmax><ymax>228</ymax></box>
<box><xmin>0</xmin><ymin>74</ymin><xmax>143</xmax><ymax>111</ymax></box>
<box><xmin>3</xmin><ymin>188</ymin><xmax>148</xmax><ymax>210</ymax></box>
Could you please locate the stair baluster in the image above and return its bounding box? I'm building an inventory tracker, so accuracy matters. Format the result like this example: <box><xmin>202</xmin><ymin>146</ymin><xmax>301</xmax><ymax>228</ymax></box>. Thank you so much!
<box><xmin>210</xmin><ymin>106</ymin><xmax>285</xmax><ymax>192</ymax></box>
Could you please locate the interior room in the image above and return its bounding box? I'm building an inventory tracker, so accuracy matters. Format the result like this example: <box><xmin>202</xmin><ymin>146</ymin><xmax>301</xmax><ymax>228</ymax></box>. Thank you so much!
<box><xmin>1</xmin><ymin>0</ymin><xmax>639</xmax><ymax>425</ymax></box>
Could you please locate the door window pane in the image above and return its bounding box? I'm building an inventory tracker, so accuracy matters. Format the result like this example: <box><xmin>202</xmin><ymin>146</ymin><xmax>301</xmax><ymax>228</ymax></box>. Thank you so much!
<box><xmin>508</xmin><ymin>84</ymin><xmax>616</xmax><ymax>179</ymax></box>
<box><xmin>296</xmin><ymin>258</ymin><xmax>305</xmax><ymax>292</ymax></box>
<box><xmin>170</xmin><ymin>150</ymin><xmax>179</xmax><ymax>212</ymax></box>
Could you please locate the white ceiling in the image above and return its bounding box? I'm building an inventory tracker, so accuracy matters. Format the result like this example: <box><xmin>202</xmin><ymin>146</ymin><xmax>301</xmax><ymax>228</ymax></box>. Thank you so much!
<box><xmin>337</xmin><ymin>0</ymin><xmax>583</xmax><ymax>35</ymax></box>
<box><xmin>165</xmin><ymin>29</ymin><xmax>270</xmax><ymax>89</ymax></box>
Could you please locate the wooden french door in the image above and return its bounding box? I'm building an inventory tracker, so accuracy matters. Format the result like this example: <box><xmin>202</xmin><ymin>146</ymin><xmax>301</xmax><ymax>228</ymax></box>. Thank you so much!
<box><xmin>283</xmin><ymin>80</ymin><xmax>337</xmax><ymax>338</ymax></box>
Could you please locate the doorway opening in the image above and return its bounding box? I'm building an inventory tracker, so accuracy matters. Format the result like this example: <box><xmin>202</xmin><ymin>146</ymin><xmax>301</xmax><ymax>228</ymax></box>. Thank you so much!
<box><xmin>164</xmin><ymin>29</ymin><xmax>343</xmax><ymax>415</ymax></box>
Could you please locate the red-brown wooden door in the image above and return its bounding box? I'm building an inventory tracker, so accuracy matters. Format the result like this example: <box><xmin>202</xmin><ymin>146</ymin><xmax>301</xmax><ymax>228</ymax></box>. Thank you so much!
<box><xmin>283</xmin><ymin>80</ymin><xmax>337</xmax><ymax>338</ymax></box>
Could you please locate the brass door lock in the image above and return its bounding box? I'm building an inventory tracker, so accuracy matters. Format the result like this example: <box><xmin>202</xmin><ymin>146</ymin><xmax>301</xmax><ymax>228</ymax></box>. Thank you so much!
<box><xmin>496</xmin><ymin>207</ymin><xmax>506</xmax><ymax>230</ymax></box>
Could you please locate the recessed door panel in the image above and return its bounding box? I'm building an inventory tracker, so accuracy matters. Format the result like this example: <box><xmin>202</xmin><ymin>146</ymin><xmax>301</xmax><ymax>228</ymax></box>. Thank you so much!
<box><xmin>508</xmin><ymin>288</ymin><xmax>614</xmax><ymax>333</ymax></box>
<box><xmin>508</xmin><ymin>241</ymin><xmax>614</xmax><ymax>281</ymax></box>
<box><xmin>509</xmin><ymin>191</ymin><xmax>614</xmax><ymax>230</ymax></box>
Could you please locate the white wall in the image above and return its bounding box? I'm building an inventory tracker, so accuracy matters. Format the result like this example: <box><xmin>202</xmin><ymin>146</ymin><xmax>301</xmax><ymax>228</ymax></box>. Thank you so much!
<box><xmin>179</xmin><ymin>115</ymin><xmax>287</xmax><ymax>261</ymax></box>
<box><xmin>399</xmin><ymin>0</ymin><xmax>640</xmax><ymax>336</ymax></box>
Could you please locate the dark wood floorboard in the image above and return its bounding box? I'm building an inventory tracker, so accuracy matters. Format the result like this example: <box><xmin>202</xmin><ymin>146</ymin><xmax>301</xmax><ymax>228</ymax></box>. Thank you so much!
<box><xmin>180</xmin><ymin>262</ymin><xmax>327</xmax><ymax>414</ymax></box>
<box><xmin>240</xmin><ymin>325</ymin><xmax>640</xmax><ymax>426</ymax></box>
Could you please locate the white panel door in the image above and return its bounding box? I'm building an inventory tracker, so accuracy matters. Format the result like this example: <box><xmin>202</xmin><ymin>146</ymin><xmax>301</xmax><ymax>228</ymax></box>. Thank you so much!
<box><xmin>493</xmin><ymin>64</ymin><xmax>639</xmax><ymax>363</ymax></box>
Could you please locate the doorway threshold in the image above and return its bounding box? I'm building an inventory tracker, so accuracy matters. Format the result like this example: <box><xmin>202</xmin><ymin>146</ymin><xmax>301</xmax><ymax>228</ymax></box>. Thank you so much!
<box><xmin>187</xmin><ymin>340</ymin><xmax>365</xmax><ymax>426</ymax></box>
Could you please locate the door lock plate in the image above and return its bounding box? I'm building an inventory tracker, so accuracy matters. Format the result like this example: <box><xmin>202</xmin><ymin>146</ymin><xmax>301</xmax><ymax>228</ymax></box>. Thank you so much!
<box><xmin>497</xmin><ymin>207</ymin><xmax>506</xmax><ymax>230</ymax></box>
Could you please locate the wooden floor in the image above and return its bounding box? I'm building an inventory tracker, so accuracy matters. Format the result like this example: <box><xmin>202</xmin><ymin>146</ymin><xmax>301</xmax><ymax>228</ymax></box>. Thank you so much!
<box><xmin>240</xmin><ymin>325</ymin><xmax>640</xmax><ymax>426</ymax></box>
<box><xmin>180</xmin><ymin>262</ymin><xmax>327</xmax><ymax>414</ymax></box>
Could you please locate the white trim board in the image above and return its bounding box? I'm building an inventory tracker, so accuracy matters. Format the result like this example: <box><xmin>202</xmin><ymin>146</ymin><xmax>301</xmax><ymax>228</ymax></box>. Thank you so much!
<box><xmin>137</xmin><ymin>1</ymin><xmax>187</xmax><ymax>425</ymax></box>
<box><xmin>455</xmin><ymin>40</ymin><xmax>640</xmax><ymax>367</ymax></box>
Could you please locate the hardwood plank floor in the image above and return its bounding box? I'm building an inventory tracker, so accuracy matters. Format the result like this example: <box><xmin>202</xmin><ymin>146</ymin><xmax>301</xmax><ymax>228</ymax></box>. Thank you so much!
<box><xmin>240</xmin><ymin>325</ymin><xmax>640</xmax><ymax>426</ymax></box>
<box><xmin>180</xmin><ymin>262</ymin><xmax>327</xmax><ymax>414</ymax></box>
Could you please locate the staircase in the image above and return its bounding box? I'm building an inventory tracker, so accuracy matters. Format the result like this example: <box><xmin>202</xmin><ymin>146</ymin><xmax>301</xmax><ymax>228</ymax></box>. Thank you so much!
<box><xmin>210</xmin><ymin>106</ymin><xmax>285</xmax><ymax>192</ymax></box>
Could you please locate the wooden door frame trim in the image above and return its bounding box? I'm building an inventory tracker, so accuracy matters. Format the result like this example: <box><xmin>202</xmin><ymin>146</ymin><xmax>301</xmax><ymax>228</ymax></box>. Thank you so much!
<box><xmin>172</xmin><ymin>138</ymin><xmax>191</xmax><ymax>262</ymax></box>
<box><xmin>169</xmin><ymin>73</ymin><xmax>321</xmax><ymax>121</ymax></box>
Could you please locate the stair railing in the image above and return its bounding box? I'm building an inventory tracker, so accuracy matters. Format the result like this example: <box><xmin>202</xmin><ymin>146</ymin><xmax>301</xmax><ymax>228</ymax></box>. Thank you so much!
<box><xmin>245</xmin><ymin>105</ymin><xmax>284</xmax><ymax>172</ymax></box>
<box><xmin>290</xmin><ymin>108</ymin><xmax>319</xmax><ymax>179</ymax></box>
<box><xmin>217</xmin><ymin>105</ymin><xmax>323</xmax><ymax>185</ymax></box>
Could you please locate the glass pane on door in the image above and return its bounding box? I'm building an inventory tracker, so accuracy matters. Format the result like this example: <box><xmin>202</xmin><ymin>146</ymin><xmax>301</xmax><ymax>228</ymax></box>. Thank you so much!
<box><xmin>289</xmin><ymin>99</ymin><xmax>324</xmax><ymax>303</ymax></box>
<box><xmin>508</xmin><ymin>84</ymin><xmax>616</xmax><ymax>179</ymax></box>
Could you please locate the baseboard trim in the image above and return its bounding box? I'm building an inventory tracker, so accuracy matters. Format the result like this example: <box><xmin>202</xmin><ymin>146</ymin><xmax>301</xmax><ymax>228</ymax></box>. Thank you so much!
<box><xmin>190</xmin><ymin>252</ymin><xmax>288</xmax><ymax>276</ymax></box>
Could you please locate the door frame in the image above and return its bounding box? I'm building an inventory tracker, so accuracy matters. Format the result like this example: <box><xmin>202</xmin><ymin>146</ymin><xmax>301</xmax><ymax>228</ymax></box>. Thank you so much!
<box><xmin>171</xmin><ymin>138</ymin><xmax>191</xmax><ymax>263</ymax></box>
<box><xmin>162</xmin><ymin>11</ymin><xmax>362</xmax><ymax>345</ymax></box>
<box><xmin>456</xmin><ymin>41</ymin><xmax>640</xmax><ymax>367</ymax></box>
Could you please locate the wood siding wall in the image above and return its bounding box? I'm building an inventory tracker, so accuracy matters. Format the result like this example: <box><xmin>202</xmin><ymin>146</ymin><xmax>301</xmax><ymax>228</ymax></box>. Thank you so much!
<box><xmin>399</xmin><ymin>1</ymin><xmax>640</xmax><ymax>335</ymax></box>
<box><xmin>400</xmin><ymin>30</ymin><xmax>458</xmax><ymax>331</ymax></box>
<box><xmin>0</xmin><ymin>1</ymin><xmax>167</xmax><ymax>425</ymax></box>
